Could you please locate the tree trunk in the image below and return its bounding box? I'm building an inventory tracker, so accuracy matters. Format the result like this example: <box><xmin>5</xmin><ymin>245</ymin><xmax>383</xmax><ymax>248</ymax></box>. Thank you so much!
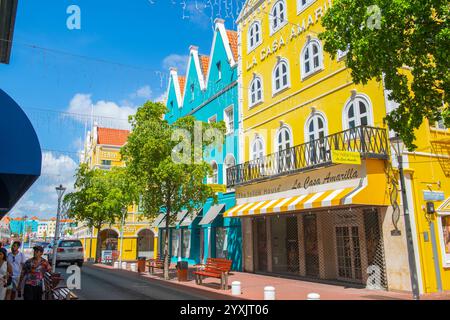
<box><xmin>164</xmin><ymin>212</ymin><xmax>170</xmax><ymax>280</ymax></box>
<box><xmin>95</xmin><ymin>225</ymin><xmax>103</xmax><ymax>263</ymax></box>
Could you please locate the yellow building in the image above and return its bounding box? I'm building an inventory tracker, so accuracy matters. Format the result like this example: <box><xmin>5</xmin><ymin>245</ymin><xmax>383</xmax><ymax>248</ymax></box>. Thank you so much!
<box><xmin>73</xmin><ymin>124</ymin><xmax>158</xmax><ymax>262</ymax></box>
<box><xmin>403</xmin><ymin>118</ymin><xmax>450</xmax><ymax>293</ymax></box>
<box><xmin>223</xmin><ymin>0</ymin><xmax>437</xmax><ymax>293</ymax></box>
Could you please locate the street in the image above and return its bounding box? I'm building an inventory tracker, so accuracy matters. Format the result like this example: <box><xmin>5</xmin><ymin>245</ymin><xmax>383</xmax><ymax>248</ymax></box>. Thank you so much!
<box><xmin>55</xmin><ymin>263</ymin><xmax>215</xmax><ymax>300</ymax></box>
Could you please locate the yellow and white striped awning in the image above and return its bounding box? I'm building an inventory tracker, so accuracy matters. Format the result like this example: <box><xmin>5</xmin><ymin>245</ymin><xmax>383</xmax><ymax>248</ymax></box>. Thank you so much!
<box><xmin>225</xmin><ymin>187</ymin><xmax>361</xmax><ymax>218</ymax></box>
<box><xmin>437</xmin><ymin>197</ymin><xmax>450</xmax><ymax>214</ymax></box>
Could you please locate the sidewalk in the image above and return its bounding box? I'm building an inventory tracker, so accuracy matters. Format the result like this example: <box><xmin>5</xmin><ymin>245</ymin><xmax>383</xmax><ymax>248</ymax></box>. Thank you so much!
<box><xmin>93</xmin><ymin>263</ymin><xmax>450</xmax><ymax>300</ymax></box>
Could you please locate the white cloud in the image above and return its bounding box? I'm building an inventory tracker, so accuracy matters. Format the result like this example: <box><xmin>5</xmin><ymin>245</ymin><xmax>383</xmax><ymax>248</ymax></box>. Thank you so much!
<box><xmin>186</xmin><ymin>1</ymin><xmax>211</xmax><ymax>30</ymax></box>
<box><xmin>162</xmin><ymin>54</ymin><xmax>189</xmax><ymax>73</ymax></box>
<box><xmin>67</xmin><ymin>93</ymin><xmax>136</xmax><ymax>129</ymax></box>
<box><xmin>10</xmin><ymin>152</ymin><xmax>78</xmax><ymax>219</ymax></box>
<box><xmin>129</xmin><ymin>85</ymin><xmax>153</xmax><ymax>100</ymax></box>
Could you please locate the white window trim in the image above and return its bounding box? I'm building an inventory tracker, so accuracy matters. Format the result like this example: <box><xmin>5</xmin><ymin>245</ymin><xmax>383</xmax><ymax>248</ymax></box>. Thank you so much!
<box><xmin>297</xmin><ymin>0</ymin><xmax>316</xmax><ymax>15</ymax></box>
<box><xmin>437</xmin><ymin>211</ymin><xmax>450</xmax><ymax>268</ymax></box>
<box><xmin>274</xmin><ymin>124</ymin><xmax>294</xmax><ymax>153</ymax></box>
<box><xmin>300</xmin><ymin>38</ymin><xmax>324</xmax><ymax>81</ymax></box>
<box><xmin>304</xmin><ymin>110</ymin><xmax>329</xmax><ymax>143</ymax></box>
<box><xmin>247</xmin><ymin>20</ymin><xmax>263</xmax><ymax>53</ymax></box>
<box><xmin>270</xmin><ymin>0</ymin><xmax>288</xmax><ymax>36</ymax></box>
<box><xmin>223</xmin><ymin>153</ymin><xmax>236</xmax><ymax>187</ymax></box>
<box><xmin>223</xmin><ymin>105</ymin><xmax>234</xmax><ymax>135</ymax></box>
<box><xmin>209</xmin><ymin>160</ymin><xmax>219</xmax><ymax>184</ymax></box>
<box><xmin>342</xmin><ymin>93</ymin><xmax>374</xmax><ymax>130</ymax></box>
<box><xmin>250</xmin><ymin>136</ymin><xmax>265</xmax><ymax>161</ymax></box>
<box><xmin>208</xmin><ymin>114</ymin><xmax>217</xmax><ymax>124</ymax></box>
<box><xmin>272</xmin><ymin>58</ymin><xmax>291</xmax><ymax>96</ymax></box>
<box><xmin>249</xmin><ymin>76</ymin><xmax>264</xmax><ymax>108</ymax></box>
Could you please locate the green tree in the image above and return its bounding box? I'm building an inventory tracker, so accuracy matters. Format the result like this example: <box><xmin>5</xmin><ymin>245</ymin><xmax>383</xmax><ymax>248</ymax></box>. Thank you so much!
<box><xmin>64</xmin><ymin>164</ymin><xmax>138</xmax><ymax>263</ymax></box>
<box><xmin>319</xmin><ymin>0</ymin><xmax>449</xmax><ymax>149</ymax></box>
<box><xmin>121</xmin><ymin>101</ymin><xmax>225</xmax><ymax>279</ymax></box>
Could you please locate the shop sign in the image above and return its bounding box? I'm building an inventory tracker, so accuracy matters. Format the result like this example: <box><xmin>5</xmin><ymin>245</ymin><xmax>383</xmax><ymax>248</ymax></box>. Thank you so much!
<box><xmin>123</xmin><ymin>225</ymin><xmax>137</xmax><ymax>234</ymax></box>
<box><xmin>100</xmin><ymin>150</ymin><xmax>119</xmax><ymax>160</ymax></box>
<box><xmin>423</xmin><ymin>191</ymin><xmax>445</xmax><ymax>202</ymax></box>
<box><xmin>236</xmin><ymin>164</ymin><xmax>361</xmax><ymax>199</ymax></box>
<box><xmin>331</xmin><ymin>150</ymin><xmax>361</xmax><ymax>165</ymax></box>
<box><xmin>209</xmin><ymin>184</ymin><xmax>227</xmax><ymax>193</ymax></box>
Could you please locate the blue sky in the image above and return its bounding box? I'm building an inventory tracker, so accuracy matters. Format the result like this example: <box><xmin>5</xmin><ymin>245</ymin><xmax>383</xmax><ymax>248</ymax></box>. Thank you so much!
<box><xmin>2</xmin><ymin>0</ymin><xmax>244</xmax><ymax>219</ymax></box>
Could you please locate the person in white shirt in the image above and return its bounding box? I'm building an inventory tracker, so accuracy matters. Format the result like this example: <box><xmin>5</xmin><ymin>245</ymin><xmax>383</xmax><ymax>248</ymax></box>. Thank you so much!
<box><xmin>6</xmin><ymin>242</ymin><xmax>26</xmax><ymax>300</ymax></box>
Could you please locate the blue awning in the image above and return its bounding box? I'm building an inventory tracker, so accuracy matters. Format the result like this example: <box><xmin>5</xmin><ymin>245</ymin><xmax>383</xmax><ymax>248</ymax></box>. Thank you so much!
<box><xmin>0</xmin><ymin>89</ymin><xmax>41</xmax><ymax>216</ymax></box>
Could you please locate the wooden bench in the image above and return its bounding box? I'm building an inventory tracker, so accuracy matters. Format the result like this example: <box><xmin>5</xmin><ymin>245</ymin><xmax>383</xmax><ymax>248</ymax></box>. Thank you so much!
<box><xmin>146</xmin><ymin>254</ymin><xmax>166</xmax><ymax>274</ymax></box>
<box><xmin>193</xmin><ymin>258</ymin><xmax>232</xmax><ymax>290</ymax></box>
<box><xmin>43</xmin><ymin>272</ymin><xmax>78</xmax><ymax>301</ymax></box>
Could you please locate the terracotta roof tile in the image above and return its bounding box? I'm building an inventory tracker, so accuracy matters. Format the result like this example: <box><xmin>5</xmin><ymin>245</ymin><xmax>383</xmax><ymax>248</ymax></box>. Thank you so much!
<box><xmin>226</xmin><ymin>30</ymin><xmax>238</xmax><ymax>61</ymax></box>
<box><xmin>97</xmin><ymin>127</ymin><xmax>130</xmax><ymax>146</ymax></box>
<box><xmin>178</xmin><ymin>76</ymin><xmax>186</xmax><ymax>96</ymax></box>
<box><xmin>199</xmin><ymin>55</ymin><xmax>210</xmax><ymax>78</ymax></box>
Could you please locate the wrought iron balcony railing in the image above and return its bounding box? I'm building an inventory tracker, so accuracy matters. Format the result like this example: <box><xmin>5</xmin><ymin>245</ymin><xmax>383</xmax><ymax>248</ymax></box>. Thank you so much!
<box><xmin>226</xmin><ymin>125</ymin><xmax>389</xmax><ymax>187</ymax></box>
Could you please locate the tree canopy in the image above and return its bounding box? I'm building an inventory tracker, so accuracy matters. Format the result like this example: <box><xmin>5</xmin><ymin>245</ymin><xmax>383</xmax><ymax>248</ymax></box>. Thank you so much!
<box><xmin>319</xmin><ymin>0</ymin><xmax>449</xmax><ymax>149</ymax></box>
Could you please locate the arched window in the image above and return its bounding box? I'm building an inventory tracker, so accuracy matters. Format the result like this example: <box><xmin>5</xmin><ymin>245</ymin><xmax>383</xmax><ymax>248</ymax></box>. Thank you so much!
<box><xmin>276</xmin><ymin>126</ymin><xmax>292</xmax><ymax>152</ymax></box>
<box><xmin>224</xmin><ymin>154</ymin><xmax>236</xmax><ymax>186</ymax></box>
<box><xmin>301</xmin><ymin>39</ymin><xmax>323</xmax><ymax>79</ymax></box>
<box><xmin>344</xmin><ymin>95</ymin><xmax>372</xmax><ymax>129</ymax></box>
<box><xmin>251</xmin><ymin>137</ymin><xmax>265</xmax><ymax>161</ymax></box>
<box><xmin>306</xmin><ymin>113</ymin><xmax>329</xmax><ymax>164</ymax></box>
<box><xmin>248</xmin><ymin>21</ymin><xmax>262</xmax><ymax>51</ymax></box>
<box><xmin>271</xmin><ymin>0</ymin><xmax>287</xmax><ymax>33</ymax></box>
<box><xmin>273</xmin><ymin>59</ymin><xmax>290</xmax><ymax>94</ymax></box>
<box><xmin>209</xmin><ymin>161</ymin><xmax>218</xmax><ymax>184</ymax></box>
<box><xmin>249</xmin><ymin>77</ymin><xmax>263</xmax><ymax>107</ymax></box>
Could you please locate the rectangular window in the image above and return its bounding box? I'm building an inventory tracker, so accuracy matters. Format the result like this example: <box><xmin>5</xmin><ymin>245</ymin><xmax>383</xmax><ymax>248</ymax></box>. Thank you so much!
<box><xmin>101</xmin><ymin>160</ymin><xmax>112</xmax><ymax>166</ymax></box>
<box><xmin>215</xmin><ymin>227</ymin><xmax>228</xmax><ymax>259</ymax></box>
<box><xmin>208</xmin><ymin>115</ymin><xmax>217</xmax><ymax>124</ymax></box>
<box><xmin>171</xmin><ymin>229</ymin><xmax>179</xmax><ymax>257</ymax></box>
<box><xmin>182</xmin><ymin>229</ymin><xmax>191</xmax><ymax>258</ymax></box>
<box><xmin>190</xmin><ymin>83</ymin><xmax>195</xmax><ymax>101</ymax></box>
<box><xmin>438</xmin><ymin>214</ymin><xmax>450</xmax><ymax>267</ymax></box>
<box><xmin>224</xmin><ymin>106</ymin><xmax>234</xmax><ymax>135</ymax></box>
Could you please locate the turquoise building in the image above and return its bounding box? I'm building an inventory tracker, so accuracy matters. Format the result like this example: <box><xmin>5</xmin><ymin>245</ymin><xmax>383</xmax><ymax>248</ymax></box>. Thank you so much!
<box><xmin>159</xmin><ymin>18</ymin><xmax>242</xmax><ymax>271</ymax></box>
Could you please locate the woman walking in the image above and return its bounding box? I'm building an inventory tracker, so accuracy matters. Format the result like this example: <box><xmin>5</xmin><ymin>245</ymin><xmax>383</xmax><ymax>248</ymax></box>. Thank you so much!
<box><xmin>0</xmin><ymin>248</ymin><xmax>12</xmax><ymax>300</ymax></box>
<box><xmin>18</xmin><ymin>245</ymin><xmax>51</xmax><ymax>300</ymax></box>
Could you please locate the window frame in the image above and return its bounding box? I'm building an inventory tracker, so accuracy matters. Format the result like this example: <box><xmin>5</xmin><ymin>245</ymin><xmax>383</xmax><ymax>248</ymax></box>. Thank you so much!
<box><xmin>249</xmin><ymin>76</ymin><xmax>264</xmax><ymax>108</ymax></box>
<box><xmin>272</xmin><ymin>58</ymin><xmax>291</xmax><ymax>96</ymax></box>
<box><xmin>209</xmin><ymin>161</ymin><xmax>219</xmax><ymax>185</ymax></box>
<box><xmin>223</xmin><ymin>105</ymin><xmax>234</xmax><ymax>135</ymax></box>
<box><xmin>342</xmin><ymin>94</ymin><xmax>374</xmax><ymax>130</ymax></box>
<box><xmin>301</xmin><ymin>38</ymin><xmax>324</xmax><ymax>80</ymax></box>
<box><xmin>275</xmin><ymin>125</ymin><xmax>293</xmax><ymax>153</ymax></box>
<box><xmin>223</xmin><ymin>153</ymin><xmax>236</xmax><ymax>187</ymax></box>
<box><xmin>251</xmin><ymin>136</ymin><xmax>265</xmax><ymax>161</ymax></box>
<box><xmin>270</xmin><ymin>0</ymin><xmax>288</xmax><ymax>35</ymax></box>
<box><xmin>297</xmin><ymin>0</ymin><xmax>316</xmax><ymax>14</ymax></box>
<box><xmin>216</xmin><ymin>61</ymin><xmax>222</xmax><ymax>81</ymax></box>
<box><xmin>248</xmin><ymin>20</ymin><xmax>262</xmax><ymax>52</ymax></box>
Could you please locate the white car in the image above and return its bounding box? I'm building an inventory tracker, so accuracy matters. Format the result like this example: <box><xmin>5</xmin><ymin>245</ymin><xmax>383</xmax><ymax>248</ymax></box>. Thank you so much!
<box><xmin>47</xmin><ymin>239</ymin><xmax>84</xmax><ymax>268</ymax></box>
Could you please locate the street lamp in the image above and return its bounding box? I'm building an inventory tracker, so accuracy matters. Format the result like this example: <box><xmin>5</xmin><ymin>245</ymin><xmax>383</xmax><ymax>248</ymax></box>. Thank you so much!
<box><xmin>390</xmin><ymin>135</ymin><xmax>420</xmax><ymax>300</ymax></box>
<box><xmin>52</xmin><ymin>184</ymin><xmax>66</xmax><ymax>272</ymax></box>
<box><xmin>21</xmin><ymin>215</ymin><xmax>28</xmax><ymax>245</ymax></box>
<box><xmin>118</xmin><ymin>207</ymin><xmax>127</xmax><ymax>267</ymax></box>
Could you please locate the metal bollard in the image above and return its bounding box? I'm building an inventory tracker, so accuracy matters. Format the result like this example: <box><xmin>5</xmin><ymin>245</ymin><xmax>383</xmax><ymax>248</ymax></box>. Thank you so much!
<box><xmin>307</xmin><ymin>293</ymin><xmax>321</xmax><ymax>300</ymax></box>
<box><xmin>113</xmin><ymin>261</ymin><xmax>119</xmax><ymax>269</ymax></box>
<box><xmin>121</xmin><ymin>262</ymin><xmax>127</xmax><ymax>270</ymax></box>
<box><xmin>264</xmin><ymin>286</ymin><xmax>276</xmax><ymax>300</ymax></box>
<box><xmin>231</xmin><ymin>281</ymin><xmax>241</xmax><ymax>296</ymax></box>
<box><xmin>130</xmin><ymin>263</ymin><xmax>137</xmax><ymax>272</ymax></box>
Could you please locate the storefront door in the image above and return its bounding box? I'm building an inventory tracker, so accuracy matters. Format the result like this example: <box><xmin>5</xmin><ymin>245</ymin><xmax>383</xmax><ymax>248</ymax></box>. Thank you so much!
<box><xmin>271</xmin><ymin>216</ymin><xmax>299</xmax><ymax>274</ymax></box>
<box><xmin>303</xmin><ymin>214</ymin><xmax>319</xmax><ymax>277</ymax></box>
<box><xmin>335</xmin><ymin>226</ymin><xmax>362</xmax><ymax>282</ymax></box>
<box><xmin>254</xmin><ymin>219</ymin><xmax>268</xmax><ymax>272</ymax></box>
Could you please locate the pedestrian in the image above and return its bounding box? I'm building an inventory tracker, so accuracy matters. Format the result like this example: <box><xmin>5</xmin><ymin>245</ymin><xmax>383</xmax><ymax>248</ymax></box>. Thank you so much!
<box><xmin>6</xmin><ymin>241</ymin><xmax>26</xmax><ymax>300</ymax></box>
<box><xmin>18</xmin><ymin>245</ymin><xmax>51</xmax><ymax>300</ymax></box>
<box><xmin>0</xmin><ymin>248</ymin><xmax>13</xmax><ymax>300</ymax></box>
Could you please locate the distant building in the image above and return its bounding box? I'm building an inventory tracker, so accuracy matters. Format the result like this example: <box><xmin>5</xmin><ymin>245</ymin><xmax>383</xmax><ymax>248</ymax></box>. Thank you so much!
<box><xmin>9</xmin><ymin>217</ymin><xmax>39</xmax><ymax>236</ymax></box>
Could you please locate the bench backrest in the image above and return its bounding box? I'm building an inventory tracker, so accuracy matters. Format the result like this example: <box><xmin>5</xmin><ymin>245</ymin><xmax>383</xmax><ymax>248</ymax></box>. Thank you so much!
<box><xmin>206</xmin><ymin>258</ymin><xmax>232</xmax><ymax>272</ymax></box>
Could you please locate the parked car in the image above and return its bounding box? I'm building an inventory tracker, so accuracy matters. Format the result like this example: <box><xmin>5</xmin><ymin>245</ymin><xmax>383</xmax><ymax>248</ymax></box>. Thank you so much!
<box><xmin>47</xmin><ymin>239</ymin><xmax>84</xmax><ymax>267</ymax></box>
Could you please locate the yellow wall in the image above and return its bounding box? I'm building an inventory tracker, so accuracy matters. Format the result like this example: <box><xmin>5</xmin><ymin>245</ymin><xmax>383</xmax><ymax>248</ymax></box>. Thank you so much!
<box><xmin>407</xmin><ymin>122</ymin><xmax>450</xmax><ymax>292</ymax></box>
<box><xmin>239</xmin><ymin>0</ymin><xmax>388</xmax><ymax>162</ymax></box>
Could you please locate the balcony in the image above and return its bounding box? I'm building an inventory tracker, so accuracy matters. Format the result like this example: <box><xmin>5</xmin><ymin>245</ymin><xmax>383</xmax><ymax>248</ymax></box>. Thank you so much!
<box><xmin>226</xmin><ymin>126</ymin><xmax>389</xmax><ymax>187</ymax></box>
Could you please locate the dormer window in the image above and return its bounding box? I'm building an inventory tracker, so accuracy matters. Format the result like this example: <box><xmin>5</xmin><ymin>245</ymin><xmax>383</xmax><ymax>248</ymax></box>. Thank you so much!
<box><xmin>190</xmin><ymin>83</ymin><xmax>195</xmax><ymax>101</ymax></box>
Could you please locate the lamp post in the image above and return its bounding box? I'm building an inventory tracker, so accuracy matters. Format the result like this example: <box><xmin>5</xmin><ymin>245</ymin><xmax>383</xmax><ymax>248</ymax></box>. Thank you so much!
<box><xmin>21</xmin><ymin>215</ymin><xmax>28</xmax><ymax>245</ymax></box>
<box><xmin>52</xmin><ymin>184</ymin><xmax>66</xmax><ymax>272</ymax></box>
<box><xmin>390</xmin><ymin>135</ymin><xmax>420</xmax><ymax>300</ymax></box>
<box><xmin>118</xmin><ymin>207</ymin><xmax>127</xmax><ymax>267</ymax></box>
